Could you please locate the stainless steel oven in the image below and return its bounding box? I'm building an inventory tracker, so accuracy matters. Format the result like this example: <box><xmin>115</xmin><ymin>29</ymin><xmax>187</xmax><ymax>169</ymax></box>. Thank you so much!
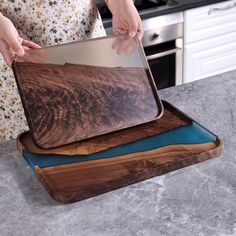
<box><xmin>142</xmin><ymin>12</ymin><xmax>183</xmax><ymax>89</ymax></box>
<box><xmin>102</xmin><ymin>11</ymin><xmax>184</xmax><ymax>90</ymax></box>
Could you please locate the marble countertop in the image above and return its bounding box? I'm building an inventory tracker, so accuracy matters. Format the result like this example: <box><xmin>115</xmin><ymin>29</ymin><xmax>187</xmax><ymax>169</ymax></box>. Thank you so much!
<box><xmin>1</xmin><ymin>70</ymin><xmax>236</xmax><ymax>236</ymax></box>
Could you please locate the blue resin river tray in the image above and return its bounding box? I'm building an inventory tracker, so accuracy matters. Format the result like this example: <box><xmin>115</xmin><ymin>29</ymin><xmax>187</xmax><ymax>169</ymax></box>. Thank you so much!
<box><xmin>16</xmin><ymin>101</ymin><xmax>223</xmax><ymax>203</ymax></box>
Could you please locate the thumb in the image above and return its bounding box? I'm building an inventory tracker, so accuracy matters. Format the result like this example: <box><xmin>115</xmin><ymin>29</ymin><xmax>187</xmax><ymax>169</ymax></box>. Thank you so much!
<box><xmin>128</xmin><ymin>22</ymin><xmax>138</xmax><ymax>38</ymax></box>
<box><xmin>129</xmin><ymin>30</ymin><xmax>136</xmax><ymax>38</ymax></box>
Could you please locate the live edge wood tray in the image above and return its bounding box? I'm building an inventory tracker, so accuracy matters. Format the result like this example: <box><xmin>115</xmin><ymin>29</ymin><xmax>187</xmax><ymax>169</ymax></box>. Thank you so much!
<box><xmin>12</xmin><ymin>35</ymin><xmax>163</xmax><ymax>149</ymax></box>
<box><xmin>16</xmin><ymin>101</ymin><xmax>223</xmax><ymax>203</ymax></box>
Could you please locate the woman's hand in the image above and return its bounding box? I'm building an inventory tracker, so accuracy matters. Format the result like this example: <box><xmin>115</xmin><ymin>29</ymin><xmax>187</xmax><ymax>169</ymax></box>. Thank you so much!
<box><xmin>107</xmin><ymin>0</ymin><xmax>143</xmax><ymax>40</ymax></box>
<box><xmin>0</xmin><ymin>13</ymin><xmax>40</xmax><ymax>67</ymax></box>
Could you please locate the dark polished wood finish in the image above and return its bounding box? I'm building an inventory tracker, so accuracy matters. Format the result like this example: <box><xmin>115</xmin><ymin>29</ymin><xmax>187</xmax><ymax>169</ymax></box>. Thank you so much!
<box><xmin>13</xmin><ymin>62</ymin><xmax>160</xmax><ymax>149</ymax></box>
<box><xmin>35</xmin><ymin>140</ymin><xmax>223</xmax><ymax>203</ymax></box>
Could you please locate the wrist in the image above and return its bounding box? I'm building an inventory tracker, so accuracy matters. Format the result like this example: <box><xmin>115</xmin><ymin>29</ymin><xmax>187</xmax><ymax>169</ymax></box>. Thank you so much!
<box><xmin>106</xmin><ymin>0</ymin><xmax>135</xmax><ymax>14</ymax></box>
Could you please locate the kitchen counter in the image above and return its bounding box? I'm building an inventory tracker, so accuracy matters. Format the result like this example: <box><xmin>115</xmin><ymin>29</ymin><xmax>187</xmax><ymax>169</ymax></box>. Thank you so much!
<box><xmin>1</xmin><ymin>70</ymin><xmax>236</xmax><ymax>236</ymax></box>
<box><xmin>102</xmin><ymin>0</ymin><xmax>229</xmax><ymax>28</ymax></box>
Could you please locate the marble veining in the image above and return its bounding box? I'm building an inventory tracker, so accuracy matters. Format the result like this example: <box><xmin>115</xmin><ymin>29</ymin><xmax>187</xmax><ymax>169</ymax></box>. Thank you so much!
<box><xmin>0</xmin><ymin>70</ymin><xmax>236</xmax><ymax>236</ymax></box>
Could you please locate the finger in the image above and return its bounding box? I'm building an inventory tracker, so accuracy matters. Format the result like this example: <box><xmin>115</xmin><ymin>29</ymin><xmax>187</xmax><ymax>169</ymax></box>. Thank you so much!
<box><xmin>112</xmin><ymin>34</ymin><xmax>127</xmax><ymax>52</ymax></box>
<box><xmin>128</xmin><ymin>21</ymin><xmax>139</xmax><ymax>38</ymax></box>
<box><xmin>111</xmin><ymin>35</ymin><xmax>136</xmax><ymax>55</ymax></box>
<box><xmin>22</xmin><ymin>39</ymin><xmax>41</xmax><ymax>49</ymax></box>
<box><xmin>123</xmin><ymin>41</ymin><xmax>136</xmax><ymax>54</ymax></box>
<box><xmin>112</xmin><ymin>26</ymin><xmax>128</xmax><ymax>36</ymax></box>
<box><xmin>24</xmin><ymin>46</ymin><xmax>48</xmax><ymax>59</ymax></box>
<box><xmin>16</xmin><ymin>46</ymin><xmax>47</xmax><ymax>64</ymax></box>
<box><xmin>111</xmin><ymin>28</ymin><xmax>129</xmax><ymax>51</ymax></box>
<box><xmin>16</xmin><ymin>53</ymin><xmax>43</xmax><ymax>64</ymax></box>
<box><xmin>112</xmin><ymin>37</ymin><xmax>125</xmax><ymax>54</ymax></box>
<box><xmin>117</xmin><ymin>38</ymin><xmax>133</xmax><ymax>54</ymax></box>
<box><xmin>5</xmin><ymin>34</ymin><xmax>25</xmax><ymax>56</ymax></box>
<box><xmin>4</xmin><ymin>48</ymin><xmax>15</xmax><ymax>67</ymax></box>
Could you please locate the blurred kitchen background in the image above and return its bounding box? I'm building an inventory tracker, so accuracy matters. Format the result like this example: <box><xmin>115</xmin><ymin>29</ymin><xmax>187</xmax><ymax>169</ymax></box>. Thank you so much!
<box><xmin>95</xmin><ymin>0</ymin><xmax>236</xmax><ymax>90</ymax></box>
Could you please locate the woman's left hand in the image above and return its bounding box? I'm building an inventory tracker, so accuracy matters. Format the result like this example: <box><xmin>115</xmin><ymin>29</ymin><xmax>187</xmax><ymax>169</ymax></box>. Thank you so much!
<box><xmin>107</xmin><ymin>0</ymin><xmax>143</xmax><ymax>40</ymax></box>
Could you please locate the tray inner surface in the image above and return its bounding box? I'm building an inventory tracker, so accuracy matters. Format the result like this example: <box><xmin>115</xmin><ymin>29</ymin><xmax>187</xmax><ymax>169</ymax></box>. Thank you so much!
<box><xmin>14</xmin><ymin>62</ymin><xmax>160</xmax><ymax>148</ymax></box>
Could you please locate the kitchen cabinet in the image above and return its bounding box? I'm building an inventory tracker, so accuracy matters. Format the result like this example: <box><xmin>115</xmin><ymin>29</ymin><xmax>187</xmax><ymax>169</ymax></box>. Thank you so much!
<box><xmin>184</xmin><ymin>0</ymin><xmax>236</xmax><ymax>83</ymax></box>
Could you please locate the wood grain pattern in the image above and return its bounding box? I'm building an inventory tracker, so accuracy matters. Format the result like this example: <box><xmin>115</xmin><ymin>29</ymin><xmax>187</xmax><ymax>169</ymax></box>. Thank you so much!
<box><xmin>35</xmin><ymin>139</ymin><xmax>223</xmax><ymax>203</ymax></box>
<box><xmin>13</xmin><ymin>62</ymin><xmax>160</xmax><ymax>149</ymax></box>
<box><xmin>17</xmin><ymin>101</ymin><xmax>191</xmax><ymax>155</ymax></box>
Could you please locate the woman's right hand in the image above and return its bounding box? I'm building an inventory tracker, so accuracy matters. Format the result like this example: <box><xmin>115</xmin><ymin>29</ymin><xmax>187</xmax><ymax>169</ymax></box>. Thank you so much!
<box><xmin>0</xmin><ymin>13</ymin><xmax>40</xmax><ymax>67</ymax></box>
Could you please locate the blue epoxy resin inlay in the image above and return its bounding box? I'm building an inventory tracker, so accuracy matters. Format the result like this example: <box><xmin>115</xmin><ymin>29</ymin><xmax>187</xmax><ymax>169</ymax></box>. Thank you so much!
<box><xmin>22</xmin><ymin>122</ymin><xmax>217</xmax><ymax>172</ymax></box>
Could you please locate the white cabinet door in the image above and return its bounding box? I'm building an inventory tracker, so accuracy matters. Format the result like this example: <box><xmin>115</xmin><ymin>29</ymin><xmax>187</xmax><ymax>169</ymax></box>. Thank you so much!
<box><xmin>184</xmin><ymin>0</ymin><xmax>236</xmax><ymax>44</ymax></box>
<box><xmin>184</xmin><ymin>31</ymin><xmax>236</xmax><ymax>83</ymax></box>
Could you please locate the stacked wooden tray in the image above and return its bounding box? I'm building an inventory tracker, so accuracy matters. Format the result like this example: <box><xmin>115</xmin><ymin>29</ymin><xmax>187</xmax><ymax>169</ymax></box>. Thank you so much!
<box><xmin>17</xmin><ymin>101</ymin><xmax>223</xmax><ymax>203</ymax></box>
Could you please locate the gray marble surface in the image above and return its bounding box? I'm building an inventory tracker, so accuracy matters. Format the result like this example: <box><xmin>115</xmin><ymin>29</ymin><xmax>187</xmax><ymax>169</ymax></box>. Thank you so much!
<box><xmin>0</xmin><ymin>70</ymin><xmax>236</xmax><ymax>236</ymax></box>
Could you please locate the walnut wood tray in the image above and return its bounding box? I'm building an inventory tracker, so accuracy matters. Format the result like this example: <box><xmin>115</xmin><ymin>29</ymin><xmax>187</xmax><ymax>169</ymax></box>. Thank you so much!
<box><xmin>17</xmin><ymin>101</ymin><xmax>223</xmax><ymax>203</ymax></box>
<box><xmin>12</xmin><ymin>35</ymin><xmax>163</xmax><ymax>149</ymax></box>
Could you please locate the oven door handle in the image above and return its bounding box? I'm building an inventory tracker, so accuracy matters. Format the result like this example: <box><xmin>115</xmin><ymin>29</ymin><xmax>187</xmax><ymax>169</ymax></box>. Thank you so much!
<box><xmin>146</xmin><ymin>48</ymin><xmax>180</xmax><ymax>61</ymax></box>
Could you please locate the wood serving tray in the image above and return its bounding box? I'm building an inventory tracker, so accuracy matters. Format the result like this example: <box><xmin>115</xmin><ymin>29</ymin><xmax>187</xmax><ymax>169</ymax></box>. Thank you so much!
<box><xmin>13</xmin><ymin>62</ymin><xmax>162</xmax><ymax>149</ymax></box>
<box><xmin>17</xmin><ymin>101</ymin><xmax>191</xmax><ymax>155</ymax></box>
<box><xmin>17</xmin><ymin>102</ymin><xmax>223</xmax><ymax>203</ymax></box>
